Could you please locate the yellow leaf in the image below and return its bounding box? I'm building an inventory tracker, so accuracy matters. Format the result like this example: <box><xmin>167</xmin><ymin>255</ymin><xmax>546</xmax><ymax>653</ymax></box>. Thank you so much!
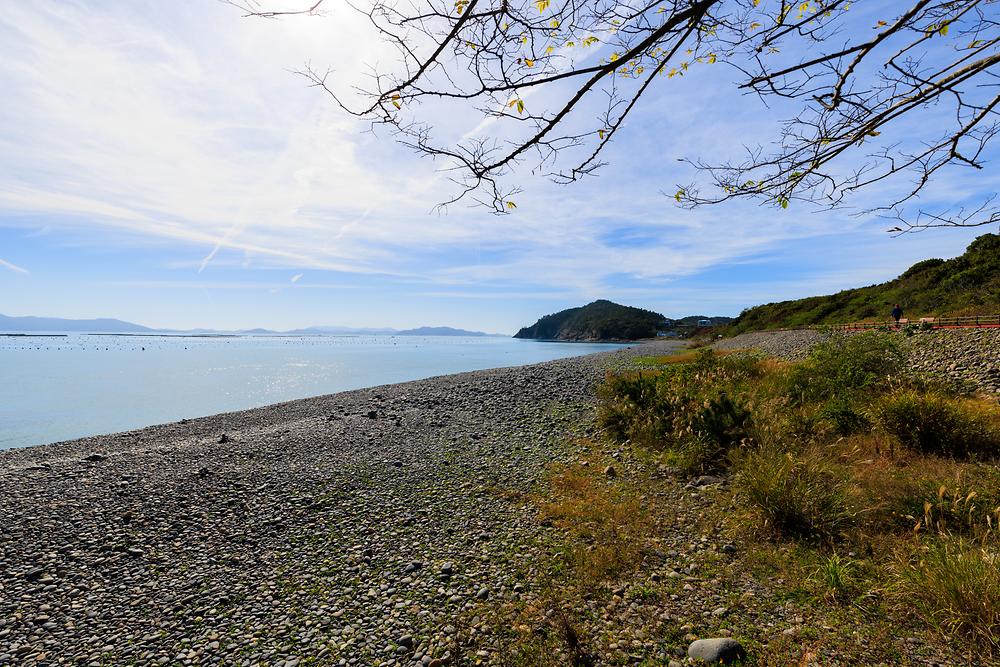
<box><xmin>674</xmin><ymin>189</ymin><xmax>684</xmax><ymax>202</ymax></box>
<box><xmin>566</xmin><ymin>41</ymin><xmax>575</xmax><ymax>47</ymax></box>
<box><xmin>708</xmin><ymin>53</ymin><xmax>717</xmax><ymax>64</ymax></box>
<box><xmin>392</xmin><ymin>99</ymin><xmax>401</xmax><ymax>109</ymax></box>
<box><xmin>938</xmin><ymin>22</ymin><xmax>949</xmax><ymax>36</ymax></box>
<box><xmin>506</xmin><ymin>201</ymin><xmax>517</xmax><ymax>209</ymax></box>
<box><xmin>609</xmin><ymin>52</ymin><xmax>619</xmax><ymax>62</ymax></box>
<box><xmin>550</xmin><ymin>19</ymin><xmax>560</xmax><ymax>28</ymax></box>
<box><xmin>876</xmin><ymin>20</ymin><xmax>887</xmax><ymax>27</ymax></box>
<box><xmin>535</xmin><ymin>0</ymin><xmax>550</xmax><ymax>13</ymax></box>
<box><xmin>598</xmin><ymin>129</ymin><xmax>605</xmax><ymax>140</ymax></box>
<box><xmin>749</xmin><ymin>22</ymin><xmax>762</xmax><ymax>30</ymax></box>
<box><xmin>525</xmin><ymin>59</ymin><xmax>534</xmax><ymax>67</ymax></box>
<box><xmin>545</xmin><ymin>46</ymin><xmax>554</xmax><ymax>54</ymax></box>
<box><xmin>516</xmin><ymin>99</ymin><xmax>525</xmax><ymax>114</ymax></box>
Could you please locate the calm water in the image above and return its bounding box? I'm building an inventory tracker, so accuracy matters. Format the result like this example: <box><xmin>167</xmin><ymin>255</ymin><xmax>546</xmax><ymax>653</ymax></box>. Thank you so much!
<box><xmin>0</xmin><ymin>333</ymin><xmax>627</xmax><ymax>449</ymax></box>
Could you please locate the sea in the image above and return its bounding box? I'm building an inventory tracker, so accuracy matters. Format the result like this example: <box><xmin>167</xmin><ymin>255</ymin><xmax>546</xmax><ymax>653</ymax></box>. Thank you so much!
<box><xmin>0</xmin><ymin>333</ymin><xmax>627</xmax><ymax>450</ymax></box>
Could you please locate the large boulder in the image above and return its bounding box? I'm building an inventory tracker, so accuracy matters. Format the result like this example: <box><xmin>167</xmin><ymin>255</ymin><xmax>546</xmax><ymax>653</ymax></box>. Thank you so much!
<box><xmin>688</xmin><ymin>638</ymin><xmax>747</xmax><ymax>664</ymax></box>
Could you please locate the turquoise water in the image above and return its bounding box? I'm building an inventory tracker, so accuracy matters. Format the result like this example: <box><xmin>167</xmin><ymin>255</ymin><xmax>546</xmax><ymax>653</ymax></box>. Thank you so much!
<box><xmin>0</xmin><ymin>333</ymin><xmax>626</xmax><ymax>449</ymax></box>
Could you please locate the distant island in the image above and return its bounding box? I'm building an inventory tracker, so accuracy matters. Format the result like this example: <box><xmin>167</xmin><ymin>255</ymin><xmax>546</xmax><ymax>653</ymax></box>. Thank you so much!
<box><xmin>0</xmin><ymin>314</ymin><xmax>496</xmax><ymax>337</ymax></box>
<box><xmin>397</xmin><ymin>326</ymin><xmax>489</xmax><ymax>337</ymax></box>
<box><xmin>729</xmin><ymin>233</ymin><xmax>1000</xmax><ymax>334</ymax></box>
<box><xmin>0</xmin><ymin>314</ymin><xmax>154</xmax><ymax>333</ymax></box>
<box><xmin>514</xmin><ymin>300</ymin><xmax>667</xmax><ymax>341</ymax></box>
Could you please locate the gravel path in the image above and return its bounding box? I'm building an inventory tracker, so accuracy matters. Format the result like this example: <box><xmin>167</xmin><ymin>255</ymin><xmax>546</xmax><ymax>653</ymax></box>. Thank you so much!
<box><xmin>0</xmin><ymin>341</ymin><xmax>684</xmax><ymax>667</ymax></box>
<box><xmin>711</xmin><ymin>329</ymin><xmax>824</xmax><ymax>361</ymax></box>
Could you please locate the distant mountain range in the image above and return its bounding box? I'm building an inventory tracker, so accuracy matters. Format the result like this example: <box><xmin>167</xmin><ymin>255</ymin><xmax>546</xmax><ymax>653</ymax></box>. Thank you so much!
<box><xmin>0</xmin><ymin>314</ymin><xmax>497</xmax><ymax>337</ymax></box>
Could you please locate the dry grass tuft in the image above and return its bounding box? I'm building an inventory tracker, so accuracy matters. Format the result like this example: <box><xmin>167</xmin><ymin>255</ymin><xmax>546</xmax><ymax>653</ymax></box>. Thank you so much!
<box><xmin>897</xmin><ymin>538</ymin><xmax>1000</xmax><ymax>651</ymax></box>
<box><xmin>537</xmin><ymin>457</ymin><xmax>652</xmax><ymax>583</ymax></box>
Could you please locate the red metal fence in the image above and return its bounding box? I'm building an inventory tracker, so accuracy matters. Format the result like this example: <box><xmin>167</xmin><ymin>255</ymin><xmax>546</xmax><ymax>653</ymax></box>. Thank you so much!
<box><xmin>817</xmin><ymin>314</ymin><xmax>1000</xmax><ymax>332</ymax></box>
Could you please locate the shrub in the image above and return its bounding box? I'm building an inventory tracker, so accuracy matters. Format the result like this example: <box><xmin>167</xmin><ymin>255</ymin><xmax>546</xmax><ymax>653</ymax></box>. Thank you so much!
<box><xmin>872</xmin><ymin>390</ymin><xmax>1000</xmax><ymax>458</ymax></box>
<box><xmin>899</xmin><ymin>538</ymin><xmax>1000</xmax><ymax>651</ymax></box>
<box><xmin>785</xmin><ymin>332</ymin><xmax>905</xmax><ymax>405</ymax></box>
<box><xmin>735</xmin><ymin>446</ymin><xmax>855</xmax><ymax>541</ymax></box>
<box><xmin>815</xmin><ymin>395</ymin><xmax>869</xmax><ymax>435</ymax></box>
<box><xmin>597</xmin><ymin>361</ymin><xmax>753</xmax><ymax>468</ymax></box>
<box><xmin>597</xmin><ymin>372</ymin><xmax>675</xmax><ymax>448</ymax></box>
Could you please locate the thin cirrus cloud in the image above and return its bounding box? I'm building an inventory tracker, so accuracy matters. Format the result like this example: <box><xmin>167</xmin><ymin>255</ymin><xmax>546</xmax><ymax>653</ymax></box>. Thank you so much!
<box><xmin>0</xmin><ymin>0</ymin><xmax>992</xmax><ymax>323</ymax></box>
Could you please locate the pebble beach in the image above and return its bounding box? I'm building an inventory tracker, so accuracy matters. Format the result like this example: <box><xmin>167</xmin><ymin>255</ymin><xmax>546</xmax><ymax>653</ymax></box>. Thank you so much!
<box><xmin>0</xmin><ymin>341</ymin><xmax>684</xmax><ymax>667</ymax></box>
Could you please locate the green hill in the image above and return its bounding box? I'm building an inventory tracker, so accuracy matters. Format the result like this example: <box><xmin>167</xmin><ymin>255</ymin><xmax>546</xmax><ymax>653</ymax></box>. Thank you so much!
<box><xmin>730</xmin><ymin>233</ymin><xmax>1000</xmax><ymax>334</ymax></box>
<box><xmin>514</xmin><ymin>300</ymin><xmax>666</xmax><ymax>341</ymax></box>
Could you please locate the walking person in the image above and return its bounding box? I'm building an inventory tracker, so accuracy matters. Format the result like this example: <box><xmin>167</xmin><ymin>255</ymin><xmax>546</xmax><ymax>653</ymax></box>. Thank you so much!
<box><xmin>891</xmin><ymin>303</ymin><xmax>903</xmax><ymax>328</ymax></box>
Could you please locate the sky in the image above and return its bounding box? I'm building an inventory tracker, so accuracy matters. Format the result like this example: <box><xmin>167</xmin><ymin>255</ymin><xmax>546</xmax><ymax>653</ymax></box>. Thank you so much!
<box><xmin>0</xmin><ymin>1</ymin><xmax>995</xmax><ymax>334</ymax></box>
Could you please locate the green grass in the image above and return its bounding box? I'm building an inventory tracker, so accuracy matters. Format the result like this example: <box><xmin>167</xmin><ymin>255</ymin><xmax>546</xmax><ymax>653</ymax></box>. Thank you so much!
<box><xmin>728</xmin><ymin>233</ymin><xmax>1000</xmax><ymax>333</ymax></box>
<box><xmin>592</xmin><ymin>330</ymin><xmax>1000</xmax><ymax>661</ymax></box>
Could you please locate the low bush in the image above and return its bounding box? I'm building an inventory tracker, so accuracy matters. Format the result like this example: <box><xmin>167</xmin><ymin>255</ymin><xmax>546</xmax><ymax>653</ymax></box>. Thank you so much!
<box><xmin>815</xmin><ymin>395</ymin><xmax>870</xmax><ymax>436</ymax></box>
<box><xmin>735</xmin><ymin>446</ymin><xmax>856</xmax><ymax>541</ymax></box>
<box><xmin>597</xmin><ymin>372</ymin><xmax>675</xmax><ymax>448</ymax></box>
<box><xmin>785</xmin><ymin>332</ymin><xmax>905</xmax><ymax>405</ymax></box>
<box><xmin>598</xmin><ymin>354</ymin><xmax>754</xmax><ymax>468</ymax></box>
<box><xmin>872</xmin><ymin>390</ymin><xmax>1000</xmax><ymax>458</ymax></box>
<box><xmin>898</xmin><ymin>538</ymin><xmax>1000</xmax><ymax>650</ymax></box>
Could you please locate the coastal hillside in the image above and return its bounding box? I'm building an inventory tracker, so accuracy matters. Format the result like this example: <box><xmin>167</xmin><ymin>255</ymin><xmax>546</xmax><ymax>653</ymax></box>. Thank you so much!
<box><xmin>514</xmin><ymin>299</ymin><xmax>665</xmax><ymax>341</ymax></box>
<box><xmin>730</xmin><ymin>233</ymin><xmax>1000</xmax><ymax>334</ymax></box>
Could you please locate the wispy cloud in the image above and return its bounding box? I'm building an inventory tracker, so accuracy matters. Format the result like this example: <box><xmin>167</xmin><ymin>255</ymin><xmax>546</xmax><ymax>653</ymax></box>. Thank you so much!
<box><xmin>0</xmin><ymin>2</ymin><xmax>993</xmax><ymax>332</ymax></box>
<box><xmin>0</xmin><ymin>258</ymin><xmax>28</xmax><ymax>274</ymax></box>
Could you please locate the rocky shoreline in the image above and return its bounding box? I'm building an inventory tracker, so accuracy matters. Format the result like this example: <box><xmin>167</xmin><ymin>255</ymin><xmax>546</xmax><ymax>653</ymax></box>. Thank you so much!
<box><xmin>715</xmin><ymin>327</ymin><xmax>1000</xmax><ymax>393</ymax></box>
<box><xmin>0</xmin><ymin>341</ymin><xmax>683</xmax><ymax>667</ymax></box>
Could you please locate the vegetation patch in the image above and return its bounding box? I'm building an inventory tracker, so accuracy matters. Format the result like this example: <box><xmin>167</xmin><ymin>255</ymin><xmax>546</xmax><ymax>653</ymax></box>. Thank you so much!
<box><xmin>584</xmin><ymin>332</ymin><xmax>1000</xmax><ymax>662</ymax></box>
<box><xmin>728</xmin><ymin>234</ymin><xmax>1000</xmax><ymax>333</ymax></box>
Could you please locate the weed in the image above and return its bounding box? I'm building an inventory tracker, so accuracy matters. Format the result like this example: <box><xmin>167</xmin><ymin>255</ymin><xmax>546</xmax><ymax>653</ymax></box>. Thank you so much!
<box><xmin>898</xmin><ymin>537</ymin><xmax>1000</xmax><ymax>651</ymax></box>
<box><xmin>872</xmin><ymin>390</ymin><xmax>1000</xmax><ymax>458</ymax></box>
<box><xmin>785</xmin><ymin>332</ymin><xmax>904</xmax><ymax>405</ymax></box>
<box><xmin>538</xmin><ymin>462</ymin><xmax>650</xmax><ymax>583</ymax></box>
<box><xmin>812</xmin><ymin>553</ymin><xmax>855</xmax><ymax>601</ymax></box>
<box><xmin>735</xmin><ymin>446</ymin><xmax>856</xmax><ymax>542</ymax></box>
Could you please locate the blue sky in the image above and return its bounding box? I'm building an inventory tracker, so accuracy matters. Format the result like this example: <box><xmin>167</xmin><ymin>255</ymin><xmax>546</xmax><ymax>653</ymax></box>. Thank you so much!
<box><xmin>0</xmin><ymin>1</ymin><xmax>995</xmax><ymax>333</ymax></box>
